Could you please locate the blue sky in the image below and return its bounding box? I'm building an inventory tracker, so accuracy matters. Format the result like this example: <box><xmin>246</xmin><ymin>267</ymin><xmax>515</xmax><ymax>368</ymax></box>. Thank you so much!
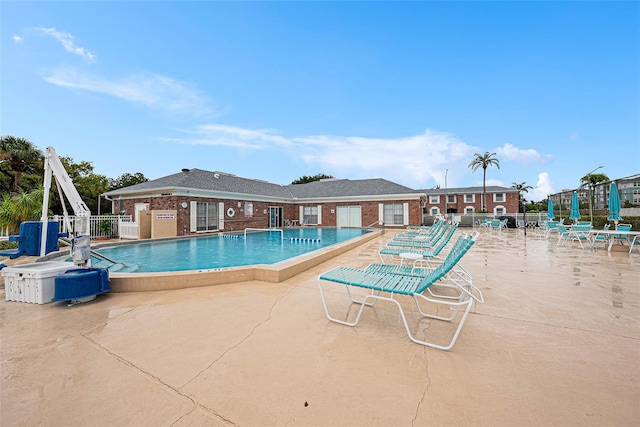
<box><xmin>1</xmin><ymin>1</ymin><xmax>638</xmax><ymax>202</ymax></box>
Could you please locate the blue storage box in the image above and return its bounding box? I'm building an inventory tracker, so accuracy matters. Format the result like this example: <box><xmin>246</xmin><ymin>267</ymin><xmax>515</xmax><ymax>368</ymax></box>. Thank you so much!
<box><xmin>53</xmin><ymin>268</ymin><xmax>111</xmax><ymax>302</ymax></box>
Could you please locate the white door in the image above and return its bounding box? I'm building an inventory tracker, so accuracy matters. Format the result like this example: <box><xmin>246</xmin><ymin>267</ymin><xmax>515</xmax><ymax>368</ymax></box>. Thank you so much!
<box><xmin>336</xmin><ymin>206</ymin><xmax>362</xmax><ymax>228</ymax></box>
<box><xmin>134</xmin><ymin>203</ymin><xmax>149</xmax><ymax>223</ymax></box>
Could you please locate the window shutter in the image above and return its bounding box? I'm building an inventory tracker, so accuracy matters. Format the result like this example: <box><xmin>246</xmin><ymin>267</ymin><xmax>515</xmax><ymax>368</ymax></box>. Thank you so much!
<box><xmin>403</xmin><ymin>203</ymin><xmax>409</xmax><ymax>225</ymax></box>
<box><xmin>317</xmin><ymin>205</ymin><xmax>322</xmax><ymax>225</ymax></box>
<box><xmin>190</xmin><ymin>201</ymin><xmax>197</xmax><ymax>232</ymax></box>
<box><xmin>378</xmin><ymin>203</ymin><xmax>384</xmax><ymax>224</ymax></box>
<box><xmin>218</xmin><ymin>202</ymin><xmax>225</xmax><ymax>230</ymax></box>
<box><xmin>299</xmin><ymin>206</ymin><xmax>304</xmax><ymax>221</ymax></box>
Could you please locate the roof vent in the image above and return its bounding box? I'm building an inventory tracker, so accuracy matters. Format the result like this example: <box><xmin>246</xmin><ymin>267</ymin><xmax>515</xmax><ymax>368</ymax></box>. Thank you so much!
<box><xmin>181</xmin><ymin>168</ymin><xmax>190</xmax><ymax>173</ymax></box>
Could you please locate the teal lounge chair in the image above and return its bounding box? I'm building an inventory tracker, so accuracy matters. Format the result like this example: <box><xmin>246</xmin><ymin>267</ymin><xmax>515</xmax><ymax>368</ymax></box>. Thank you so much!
<box><xmin>318</xmin><ymin>232</ymin><xmax>483</xmax><ymax>350</ymax></box>
<box><xmin>378</xmin><ymin>223</ymin><xmax>458</xmax><ymax>264</ymax></box>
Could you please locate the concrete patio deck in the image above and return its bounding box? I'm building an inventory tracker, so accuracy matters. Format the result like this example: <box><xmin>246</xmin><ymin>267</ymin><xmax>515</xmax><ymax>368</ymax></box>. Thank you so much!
<box><xmin>1</xmin><ymin>229</ymin><xmax>638</xmax><ymax>426</ymax></box>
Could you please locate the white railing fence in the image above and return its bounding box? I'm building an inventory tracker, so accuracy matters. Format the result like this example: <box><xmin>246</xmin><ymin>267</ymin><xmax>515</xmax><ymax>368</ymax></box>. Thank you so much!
<box><xmin>423</xmin><ymin>212</ymin><xmax>550</xmax><ymax>228</ymax></box>
<box><xmin>49</xmin><ymin>215</ymin><xmax>133</xmax><ymax>239</ymax></box>
<box><xmin>118</xmin><ymin>216</ymin><xmax>139</xmax><ymax>239</ymax></box>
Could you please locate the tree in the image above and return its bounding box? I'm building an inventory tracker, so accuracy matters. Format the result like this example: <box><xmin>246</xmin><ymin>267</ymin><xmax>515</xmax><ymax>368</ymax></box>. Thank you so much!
<box><xmin>580</xmin><ymin>172</ymin><xmax>609</xmax><ymax>222</ymax></box>
<box><xmin>511</xmin><ymin>181</ymin><xmax>533</xmax><ymax>212</ymax></box>
<box><xmin>580</xmin><ymin>172</ymin><xmax>609</xmax><ymax>209</ymax></box>
<box><xmin>48</xmin><ymin>156</ymin><xmax>109</xmax><ymax>215</ymax></box>
<box><xmin>291</xmin><ymin>173</ymin><xmax>335</xmax><ymax>185</ymax></box>
<box><xmin>0</xmin><ymin>136</ymin><xmax>44</xmax><ymax>193</ymax></box>
<box><xmin>0</xmin><ymin>188</ymin><xmax>44</xmax><ymax>234</ymax></box>
<box><xmin>109</xmin><ymin>172</ymin><xmax>148</xmax><ymax>190</ymax></box>
<box><xmin>468</xmin><ymin>152</ymin><xmax>500</xmax><ymax>212</ymax></box>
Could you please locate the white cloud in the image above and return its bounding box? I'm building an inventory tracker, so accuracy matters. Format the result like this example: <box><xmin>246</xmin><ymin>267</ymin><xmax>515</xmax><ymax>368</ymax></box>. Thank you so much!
<box><xmin>12</xmin><ymin>35</ymin><xmax>24</xmax><ymax>43</ymax></box>
<box><xmin>163</xmin><ymin>124</ymin><xmax>291</xmax><ymax>149</ymax></box>
<box><xmin>163</xmin><ymin>126</ymin><xmax>478</xmax><ymax>187</ymax></box>
<box><xmin>293</xmin><ymin>130</ymin><xmax>476</xmax><ymax>186</ymax></box>
<box><xmin>34</xmin><ymin>27</ymin><xmax>96</xmax><ymax>62</ymax></box>
<box><xmin>526</xmin><ymin>172</ymin><xmax>555</xmax><ymax>202</ymax></box>
<box><xmin>496</xmin><ymin>143</ymin><xmax>552</xmax><ymax>163</ymax></box>
<box><xmin>44</xmin><ymin>69</ymin><xmax>213</xmax><ymax>117</ymax></box>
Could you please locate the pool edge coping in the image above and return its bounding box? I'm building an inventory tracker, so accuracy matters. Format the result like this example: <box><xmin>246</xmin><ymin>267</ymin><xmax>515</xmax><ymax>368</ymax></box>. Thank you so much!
<box><xmin>45</xmin><ymin>229</ymin><xmax>383</xmax><ymax>292</ymax></box>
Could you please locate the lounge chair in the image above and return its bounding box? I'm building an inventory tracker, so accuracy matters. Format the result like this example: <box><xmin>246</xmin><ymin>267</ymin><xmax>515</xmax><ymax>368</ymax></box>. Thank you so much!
<box><xmin>378</xmin><ymin>223</ymin><xmax>458</xmax><ymax>264</ymax></box>
<box><xmin>318</xmin><ymin>232</ymin><xmax>483</xmax><ymax>350</ymax></box>
<box><xmin>387</xmin><ymin>222</ymin><xmax>452</xmax><ymax>248</ymax></box>
<box><xmin>396</xmin><ymin>220</ymin><xmax>442</xmax><ymax>239</ymax></box>
<box><xmin>369</xmin><ymin>231</ymin><xmax>479</xmax><ymax>301</ymax></box>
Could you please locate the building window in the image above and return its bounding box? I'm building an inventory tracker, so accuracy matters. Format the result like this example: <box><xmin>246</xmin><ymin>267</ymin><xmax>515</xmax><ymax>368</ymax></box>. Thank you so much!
<box><xmin>494</xmin><ymin>193</ymin><xmax>506</xmax><ymax>202</ymax></box>
<box><xmin>303</xmin><ymin>206</ymin><xmax>318</xmax><ymax>224</ymax></box>
<box><xmin>464</xmin><ymin>194</ymin><xmax>475</xmax><ymax>203</ymax></box>
<box><xmin>196</xmin><ymin>202</ymin><xmax>218</xmax><ymax>231</ymax></box>
<box><xmin>464</xmin><ymin>206</ymin><xmax>474</xmax><ymax>214</ymax></box>
<box><xmin>430</xmin><ymin>207</ymin><xmax>440</xmax><ymax>215</ymax></box>
<box><xmin>447</xmin><ymin>195</ymin><xmax>456</xmax><ymax>203</ymax></box>
<box><xmin>494</xmin><ymin>205</ymin><xmax>505</xmax><ymax>216</ymax></box>
<box><xmin>429</xmin><ymin>195</ymin><xmax>440</xmax><ymax>204</ymax></box>
<box><xmin>384</xmin><ymin>203</ymin><xmax>404</xmax><ymax>225</ymax></box>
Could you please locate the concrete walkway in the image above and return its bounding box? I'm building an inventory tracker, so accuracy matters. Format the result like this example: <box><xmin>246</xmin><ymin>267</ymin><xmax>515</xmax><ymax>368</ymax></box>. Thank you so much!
<box><xmin>1</xmin><ymin>229</ymin><xmax>638</xmax><ymax>426</ymax></box>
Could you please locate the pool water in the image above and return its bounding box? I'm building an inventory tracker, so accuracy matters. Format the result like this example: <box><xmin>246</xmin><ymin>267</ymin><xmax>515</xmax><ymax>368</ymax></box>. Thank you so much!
<box><xmin>90</xmin><ymin>228</ymin><xmax>369</xmax><ymax>273</ymax></box>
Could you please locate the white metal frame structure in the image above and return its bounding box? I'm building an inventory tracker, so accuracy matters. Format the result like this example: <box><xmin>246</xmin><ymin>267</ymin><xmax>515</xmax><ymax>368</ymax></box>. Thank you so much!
<box><xmin>39</xmin><ymin>147</ymin><xmax>91</xmax><ymax>256</ymax></box>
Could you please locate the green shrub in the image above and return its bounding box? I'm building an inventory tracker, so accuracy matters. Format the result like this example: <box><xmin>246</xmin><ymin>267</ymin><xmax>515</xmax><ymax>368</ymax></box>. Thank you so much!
<box><xmin>0</xmin><ymin>240</ymin><xmax>19</xmax><ymax>250</ymax></box>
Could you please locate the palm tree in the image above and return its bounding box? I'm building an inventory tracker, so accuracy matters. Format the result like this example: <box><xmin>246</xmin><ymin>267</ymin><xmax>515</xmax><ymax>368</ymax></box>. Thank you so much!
<box><xmin>511</xmin><ymin>182</ymin><xmax>533</xmax><ymax>212</ymax></box>
<box><xmin>468</xmin><ymin>152</ymin><xmax>500</xmax><ymax>212</ymax></box>
<box><xmin>0</xmin><ymin>187</ymin><xmax>44</xmax><ymax>234</ymax></box>
<box><xmin>579</xmin><ymin>172</ymin><xmax>609</xmax><ymax>216</ymax></box>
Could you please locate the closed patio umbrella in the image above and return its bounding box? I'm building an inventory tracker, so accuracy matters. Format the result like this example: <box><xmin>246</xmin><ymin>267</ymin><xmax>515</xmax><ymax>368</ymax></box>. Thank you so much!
<box><xmin>607</xmin><ymin>181</ymin><xmax>622</xmax><ymax>223</ymax></box>
<box><xmin>569</xmin><ymin>191</ymin><xmax>581</xmax><ymax>222</ymax></box>
<box><xmin>547</xmin><ymin>199</ymin><xmax>555</xmax><ymax>220</ymax></box>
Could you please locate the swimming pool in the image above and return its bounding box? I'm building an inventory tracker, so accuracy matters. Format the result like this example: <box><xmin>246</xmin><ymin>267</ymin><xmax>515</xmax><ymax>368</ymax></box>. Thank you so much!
<box><xmin>91</xmin><ymin>228</ymin><xmax>369</xmax><ymax>273</ymax></box>
<box><xmin>46</xmin><ymin>227</ymin><xmax>382</xmax><ymax>292</ymax></box>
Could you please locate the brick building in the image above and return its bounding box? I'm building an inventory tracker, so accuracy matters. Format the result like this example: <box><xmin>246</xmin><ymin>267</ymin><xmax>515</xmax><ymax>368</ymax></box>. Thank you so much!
<box><xmin>103</xmin><ymin>168</ymin><xmax>521</xmax><ymax>237</ymax></box>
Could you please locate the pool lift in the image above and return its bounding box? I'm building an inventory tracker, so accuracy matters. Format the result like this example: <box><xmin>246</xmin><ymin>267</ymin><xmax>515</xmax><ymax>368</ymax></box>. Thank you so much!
<box><xmin>39</xmin><ymin>146</ymin><xmax>111</xmax><ymax>305</ymax></box>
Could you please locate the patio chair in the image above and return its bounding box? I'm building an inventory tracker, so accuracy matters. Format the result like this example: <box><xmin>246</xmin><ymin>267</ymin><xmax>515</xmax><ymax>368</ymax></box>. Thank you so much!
<box><xmin>379</xmin><ymin>223</ymin><xmax>458</xmax><ymax>263</ymax></box>
<box><xmin>545</xmin><ymin>221</ymin><xmax>559</xmax><ymax>238</ymax></box>
<box><xmin>319</xmin><ymin>232</ymin><xmax>482</xmax><ymax>350</ymax></box>
<box><xmin>478</xmin><ymin>219</ymin><xmax>491</xmax><ymax>230</ymax></box>
<box><xmin>535</xmin><ymin>220</ymin><xmax>549</xmax><ymax>238</ymax></box>
<box><xmin>612</xmin><ymin>224</ymin><xmax>632</xmax><ymax>247</ymax></box>
<box><xmin>591</xmin><ymin>224</ymin><xmax>610</xmax><ymax>249</ymax></box>
<box><xmin>556</xmin><ymin>224</ymin><xmax>571</xmax><ymax>246</ymax></box>
<box><xmin>489</xmin><ymin>219</ymin><xmax>504</xmax><ymax>231</ymax></box>
<box><xmin>569</xmin><ymin>223</ymin><xmax>592</xmax><ymax>249</ymax></box>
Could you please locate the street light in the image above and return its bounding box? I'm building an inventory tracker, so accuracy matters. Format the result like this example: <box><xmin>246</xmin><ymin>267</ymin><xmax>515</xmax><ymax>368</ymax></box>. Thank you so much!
<box><xmin>585</xmin><ymin>165</ymin><xmax>604</xmax><ymax>223</ymax></box>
